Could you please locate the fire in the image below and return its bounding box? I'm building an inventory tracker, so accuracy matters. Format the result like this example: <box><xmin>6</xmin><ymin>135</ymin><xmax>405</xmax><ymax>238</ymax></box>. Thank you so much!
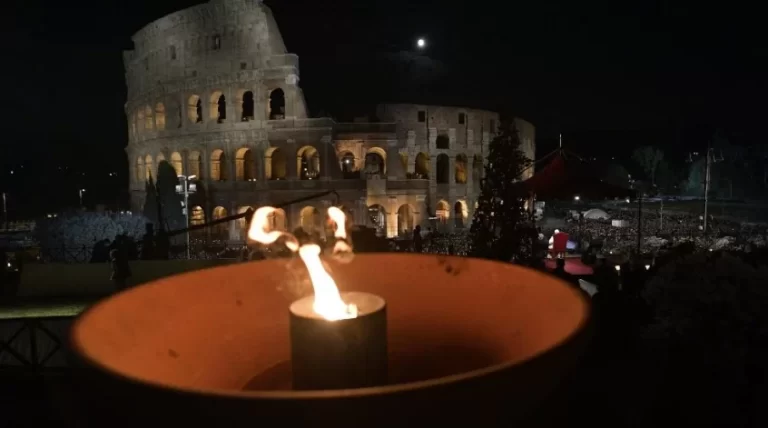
<box><xmin>247</xmin><ymin>206</ymin><xmax>357</xmax><ymax>321</ymax></box>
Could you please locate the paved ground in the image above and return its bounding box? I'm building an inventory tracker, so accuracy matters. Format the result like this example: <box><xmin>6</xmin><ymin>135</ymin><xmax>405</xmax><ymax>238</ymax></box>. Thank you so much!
<box><xmin>0</xmin><ymin>297</ymin><xmax>97</xmax><ymax>320</ymax></box>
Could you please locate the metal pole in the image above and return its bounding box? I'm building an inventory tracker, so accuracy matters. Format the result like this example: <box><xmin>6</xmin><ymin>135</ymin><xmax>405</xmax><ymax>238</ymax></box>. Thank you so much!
<box><xmin>184</xmin><ymin>178</ymin><xmax>191</xmax><ymax>260</ymax></box>
<box><xmin>2</xmin><ymin>192</ymin><xmax>6</xmax><ymax>226</ymax></box>
<box><xmin>636</xmin><ymin>194</ymin><xmax>642</xmax><ymax>255</ymax></box>
<box><xmin>704</xmin><ymin>147</ymin><xmax>711</xmax><ymax>234</ymax></box>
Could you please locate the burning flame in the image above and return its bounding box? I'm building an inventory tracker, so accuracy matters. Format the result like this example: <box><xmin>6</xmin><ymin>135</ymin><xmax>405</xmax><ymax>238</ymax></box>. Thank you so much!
<box><xmin>248</xmin><ymin>206</ymin><xmax>357</xmax><ymax>321</ymax></box>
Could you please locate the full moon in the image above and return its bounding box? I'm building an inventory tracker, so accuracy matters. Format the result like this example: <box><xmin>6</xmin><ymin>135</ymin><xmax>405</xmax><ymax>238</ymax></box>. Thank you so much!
<box><xmin>416</xmin><ymin>38</ymin><xmax>426</xmax><ymax>48</ymax></box>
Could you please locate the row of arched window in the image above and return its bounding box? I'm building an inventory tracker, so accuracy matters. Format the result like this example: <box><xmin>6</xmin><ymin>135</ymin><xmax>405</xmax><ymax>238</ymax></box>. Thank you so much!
<box><xmin>136</xmin><ymin>148</ymin><xmax>484</xmax><ymax>184</ymax></box>
<box><xmin>130</xmin><ymin>88</ymin><xmax>286</xmax><ymax>136</ymax></box>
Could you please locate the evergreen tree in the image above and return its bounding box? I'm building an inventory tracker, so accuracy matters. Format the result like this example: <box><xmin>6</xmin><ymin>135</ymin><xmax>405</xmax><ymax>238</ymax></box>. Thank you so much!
<box><xmin>469</xmin><ymin>121</ymin><xmax>536</xmax><ymax>262</ymax></box>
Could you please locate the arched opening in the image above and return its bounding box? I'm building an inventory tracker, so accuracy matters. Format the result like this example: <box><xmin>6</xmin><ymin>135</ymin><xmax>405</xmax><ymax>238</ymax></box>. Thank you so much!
<box><xmin>210</xmin><ymin>91</ymin><xmax>226</xmax><ymax>122</ymax></box>
<box><xmin>136</xmin><ymin>157</ymin><xmax>144</xmax><ymax>182</ymax></box>
<box><xmin>170</xmin><ymin>152</ymin><xmax>183</xmax><ymax>176</ymax></box>
<box><xmin>155</xmin><ymin>103</ymin><xmax>166</xmax><ymax>130</ymax></box>
<box><xmin>397</xmin><ymin>204</ymin><xmax>415</xmax><ymax>236</ymax></box>
<box><xmin>190</xmin><ymin>206</ymin><xmax>205</xmax><ymax>226</ymax></box>
<box><xmin>212</xmin><ymin>206</ymin><xmax>228</xmax><ymax>238</ymax></box>
<box><xmin>436</xmin><ymin>200</ymin><xmax>450</xmax><ymax>224</ymax></box>
<box><xmin>300</xmin><ymin>206</ymin><xmax>321</xmax><ymax>234</ymax></box>
<box><xmin>367</xmin><ymin>205</ymin><xmax>387</xmax><ymax>237</ymax></box>
<box><xmin>455</xmin><ymin>154</ymin><xmax>468</xmax><ymax>184</ymax></box>
<box><xmin>267</xmin><ymin>208</ymin><xmax>287</xmax><ymax>231</ymax></box>
<box><xmin>265</xmin><ymin>147</ymin><xmax>286</xmax><ymax>180</ymax></box>
<box><xmin>211</xmin><ymin>149</ymin><xmax>227</xmax><ymax>181</ymax></box>
<box><xmin>454</xmin><ymin>200</ymin><xmax>468</xmax><ymax>228</ymax></box>
<box><xmin>190</xmin><ymin>205</ymin><xmax>206</xmax><ymax>238</ymax></box>
<box><xmin>268</xmin><ymin>88</ymin><xmax>285</xmax><ymax>120</ymax></box>
<box><xmin>188</xmin><ymin>151</ymin><xmax>202</xmax><ymax>178</ymax></box>
<box><xmin>156</xmin><ymin>153</ymin><xmax>166</xmax><ymax>169</ymax></box>
<box><xmin>340</xmin><ymin>152</ymin><xmax>357</xmax><ymax>178</ymax></box>
<box><xmin>473</xmin><ymin>155</ymin><xmax>484</xmax><ymax>188</ymax></box>
<box><xmin>144</xmin><ymin>155</ymin><xmax>154</xmax><ymax>181</ymax></box>
<box><xmin>137</xmin><ymin>109</ymin><xmax>145</xmax><ymax>133</ymax></box>
<box><xmin>364</xmin><ymin>148</ymin><xmax>386</xmax><ymax>176</ymax></box>
<box><xmin>130</xmin><ymin>112</ymin><xmax>138</xmax><ymax>137</ymax></box>
<box><xmin>297</xmin><ymin>146</ymin><xmax>320</xmax><ymax>180</ymax></box>
<box><xmin>400</xmin><ymin>152</ymin><xmax>408</xmax><ymax>172</ymax></box>
<box><xmin>414</xmin><ymin>152</ymin><xmax>430</xmax><ymax>179</ymax></box>
<box><xmin>436</xmin><ymin>154</ymin><xmax>450</xmax><ymax>183</ymax></box>
<box><xmin>436</xmin><ymin>134</ymin><xmax>450</xmax><ymax>149</ymax></box>
<box><xmin>235</xmin><ymin>148</ymin><xmax>256</xmax><ymax>181</ymax></box>
<box><xmin>143</xmin><ymin>105</ymin><xmax>154</xmax><ymax>130</ymax></box>
<box><xmin>241</xmin><ymin>91</ymin><xmax>254</xmax><ymax>121</ymax></box>
<box><xmin>236</xmin><ymin>206</ymin><xmax>252</xmax><ymax>238</ymax></box>
<box><xmin>187</xmin><ymin>95</ymin><xmax>202</xmax><ymax>123</ymax></box>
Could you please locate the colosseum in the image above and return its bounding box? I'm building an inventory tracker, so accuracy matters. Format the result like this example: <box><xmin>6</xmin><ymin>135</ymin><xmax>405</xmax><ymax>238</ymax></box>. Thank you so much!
<box><xmin>124</xmin><ymin>0</ymin><xmax>535</xmax><ymax>240</ymax></box>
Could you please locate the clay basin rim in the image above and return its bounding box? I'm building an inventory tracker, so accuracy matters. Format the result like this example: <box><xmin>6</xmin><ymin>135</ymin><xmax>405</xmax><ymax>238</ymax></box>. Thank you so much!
<box><xmin>71</xmin><ymin>253</ymin><xmax>590</xmax><ymax>399</ymax></box>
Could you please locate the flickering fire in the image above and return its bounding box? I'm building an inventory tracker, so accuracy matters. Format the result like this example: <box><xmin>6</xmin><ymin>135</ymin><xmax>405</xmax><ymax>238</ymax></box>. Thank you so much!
<box><xmin>248</xmin><ymin>206</ymin><xmax>358</xmax><ymax>321</ymax></box>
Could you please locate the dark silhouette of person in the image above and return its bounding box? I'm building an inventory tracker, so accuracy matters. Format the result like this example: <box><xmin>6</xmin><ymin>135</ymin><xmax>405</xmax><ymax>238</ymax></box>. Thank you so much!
<box><xmin>91</xmin><ymin>239</ymin><xmax>110</xmax><ymax>263</ymax></box>
<box><xmin>110</xmin><ymin>247</ymin><xmax>132</xmax><ymax>291</ymax></box>
<box><xmin>142</xmin><ymin>223</ymin><xmax>155</xmax><ymax>260</ymax></box>
<box><xmin>413</xmin><ymin>225</ymin><xmax>423</xmax><ymax>253</ymax></box>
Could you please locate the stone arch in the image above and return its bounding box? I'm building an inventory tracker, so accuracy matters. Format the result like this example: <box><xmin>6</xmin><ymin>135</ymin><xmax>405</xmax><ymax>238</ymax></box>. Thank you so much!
<box><xmin>212</xmin><ymin>206</ymin><xmax>228</xmax><ymax>237</ymax></box>
<box><xmin>143</xmin><ymin>105</ymin><xmax>154</xmax><ymax>130</ymax></box>
<box><xmin>210</xmin><ymin>149</ymin><xmax>227</xmax><ymax>181</ymax></box>
<box><xmin>190</xmin><ymin>206</ymin><xmax>205</xmax><ymax>226</ymax></box>
<box><xmin>454</xmin><ymin>200</ymin><xmax>469</xmax><ymax>228</ymax></box>
<box><xmin>268</xmin><ymin>208</ymin><xmax>287</xmax><ymax>231</ymax></box>
<box><xmin>210</xmin><ymin>91</ymin><xmax>226</xmax><ymax>122</ymax></box>
<box><xmin>339</xmin><ymin>151</ymin><xmax>356</xmax><ymax>177</ymax></box>
<box><xmin>155</xmin><ymin>103</ymin><xmax>166</xmax><ymax>130</ymax></box>
<box><xmin>241</xmin><ymin>90</ymin><xmax>254</xmax><ymax>121</ymax></box>
<box><xmin>436</xmin><ymin>154</ymin><xmax>450</xmax><ymax>183</ymax></box>
<box><xmin>130</xmin><ymin>112</ymin><xmax>138</xmax><ymax>137</ymax></box>
<box><xmin>455</xmin><ymin>154</ymin><xmax>468</xmax><ymax>184</ymax></box>
<box><xmin>364</xmin><ymin>147</ymin><xmax>386</xmax><ymax>175</ymax></box>
<box><xmin>236</xmin><ymin>206</ymin><xmax>252</xmax><ymax>237</ymax></box>
<box><xmin>300</xmin><ymin>206</ymin><xmax>321</xmax><ymax>234</ymax></box>
<box><xmin>156</xmin><ymin>153</ymin><xmax>166</xmax><ymax>169</ymax></box>
<box><xmin>137</xmin><ymin>109</ymin><xmax>145</xmax><ymax>132</ymax></box>
<box><xmin>188</xmin><ymin>151</ymin><xmax>202</xmax><ymax>178</ymax></box>
<box><xmin>265</xmin><ymin>147</ymin><xmax>286</xmax><ymax>180</ymax></box>
<box><xmin>170</xmin><ymin>152</ymin><xmax>183</xmax><ymax>176</ymax></box>
<box><xmin>135</xmin><ymin>157</ymin><xmax>144</xmax><ymax>182</ymax></box>
<box><xmin>268</xmin><ymin>88</ymin><xmax>285</xmax><ymax>120</ymax></box>
<box><xmin>397</xmin><ymin>204</ymin><xmax>415</xmax><ymax>236</ymax></box>
<box><xmin>235</xmin><ymin>147</ymin><xmax>257</xmax><ymax>181</ymax></box>
<box><xmin>367</xmin><ymin>204</ymin><xmax>387</xmax><ymax>237</ymax></box>
<box><xmin>436</xmin><ymin>200</ymin><xmax>450</xmax><ymax>224</ymax></box>
<box><xmin>414</xmin><ymin>152</ymin><xmax>430</xmax><ymax>179</ymax></box>
<box><xmin>188</xmin><ymin>95</ymin><xmax>202</xmax><ymax>123</ymax></box>
<box><xmin>473</xmin><ymin>155</ymin><xmax>484</xmax><ymax>183</ymax></box>
<box><xmin>296</xmin><ymin>145</ymin><xmax>320</xmax><ymax>180</ymax></box>
<box><xmin>144</xmin><ymin>155</ymin><xmax>154</xmax><ymax>181</ymax></box>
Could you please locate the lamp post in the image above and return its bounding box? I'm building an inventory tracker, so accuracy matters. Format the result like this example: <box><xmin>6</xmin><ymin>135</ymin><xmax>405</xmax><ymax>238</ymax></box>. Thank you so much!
<box><xmin>176</xmin><ymin>175</ymin><xmax>197</xmax><ymax>259</ymax></box>
<box><xmin>79</xmin><ymin>189</ymin><xmax>86</xmax><ymax>207</ymax></box>
<box><xmin>688</xmin><ymin>146</ymin><xmax>723</xmax><ymax>235</ymax></box>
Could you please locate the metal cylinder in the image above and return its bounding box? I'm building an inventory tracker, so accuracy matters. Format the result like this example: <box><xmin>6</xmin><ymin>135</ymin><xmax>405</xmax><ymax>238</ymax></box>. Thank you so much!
<box><xmin>289</xmin><ymin>291</ymin><xmax>387</xmax><ymax>390</ymax></box>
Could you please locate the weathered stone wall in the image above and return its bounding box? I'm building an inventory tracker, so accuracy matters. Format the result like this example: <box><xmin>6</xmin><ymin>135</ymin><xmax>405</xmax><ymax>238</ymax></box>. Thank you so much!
<box><xmin>124</xmin><ymin>1</ymin><xmax>535</xmax><ymax>239</ymax></box>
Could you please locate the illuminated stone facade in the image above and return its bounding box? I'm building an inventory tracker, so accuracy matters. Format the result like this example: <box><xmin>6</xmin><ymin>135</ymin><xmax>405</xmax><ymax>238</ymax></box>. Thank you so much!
<box><xmin>125</xmin><ymin>0</ymin><xmax>535</xmax><ymax>239</ymax></box>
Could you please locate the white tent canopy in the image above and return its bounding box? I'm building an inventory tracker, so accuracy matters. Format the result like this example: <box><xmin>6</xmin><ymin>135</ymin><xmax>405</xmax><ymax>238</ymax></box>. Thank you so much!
<box><xmin>583</xmin><ymin>208</ymin><xmax>610</xmax><ymax>220</ymax></box>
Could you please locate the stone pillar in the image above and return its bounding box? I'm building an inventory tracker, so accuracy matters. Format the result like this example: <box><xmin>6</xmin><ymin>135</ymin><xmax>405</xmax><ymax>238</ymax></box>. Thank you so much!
<box><xmin>286</xmin><ymin>140</ymin><xmax>298</xmax><ymax>180</ymax></box>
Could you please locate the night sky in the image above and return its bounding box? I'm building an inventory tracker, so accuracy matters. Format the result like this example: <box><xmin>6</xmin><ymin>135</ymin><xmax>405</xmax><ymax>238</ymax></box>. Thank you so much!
<box><xmin>2</xmin><ymin>0</ymin><xmax>765</xmax><ymax>216</ymax></box>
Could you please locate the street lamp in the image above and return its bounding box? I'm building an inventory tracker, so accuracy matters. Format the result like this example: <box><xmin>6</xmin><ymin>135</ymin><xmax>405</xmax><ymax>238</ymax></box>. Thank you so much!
<box><xmin>176</xmin><ymin>175</ymin><xmax>197</xmax><ymax>259</ymax></box>
<box><xmin>79</xmin><ymin>189</ymin><xmax>86</xmax><ymax>207</ymax></box>
<box><xmin>416</xmin><ymin>38</ymin><xmax>426</xmax><ymax>49</ymax></box>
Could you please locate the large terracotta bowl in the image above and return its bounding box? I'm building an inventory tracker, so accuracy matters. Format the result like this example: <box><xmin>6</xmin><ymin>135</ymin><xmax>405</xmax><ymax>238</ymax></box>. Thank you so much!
<box><xmin>71</xmin><ymin>254</ymin><xmax>589</xmax><ymax>427</ymax></box>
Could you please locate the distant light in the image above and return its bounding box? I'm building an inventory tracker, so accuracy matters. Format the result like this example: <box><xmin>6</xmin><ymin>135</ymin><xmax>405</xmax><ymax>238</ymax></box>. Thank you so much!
<box><xmin>416</xmin><ymin>38</ymin><xmax>426</xmax><ymax>48</ymax></box>
<box><xmin>614</xmin><ymin>265</ymin><xmax>621</xmax><ymax>272</ymax></box>
<box><xmin>10</xmin><ymin>170</ymin><xmax>13</xmax><ymax>175</ymax></box>
<box><xmin>645</xmin><ymin>264</ymin><xmax>650</xmax><ymax>270</ymax></box>
<box><xmin>573</xmin><ymin>195</ymin><xmax>580</xmax><ymax>201</ymax></box>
